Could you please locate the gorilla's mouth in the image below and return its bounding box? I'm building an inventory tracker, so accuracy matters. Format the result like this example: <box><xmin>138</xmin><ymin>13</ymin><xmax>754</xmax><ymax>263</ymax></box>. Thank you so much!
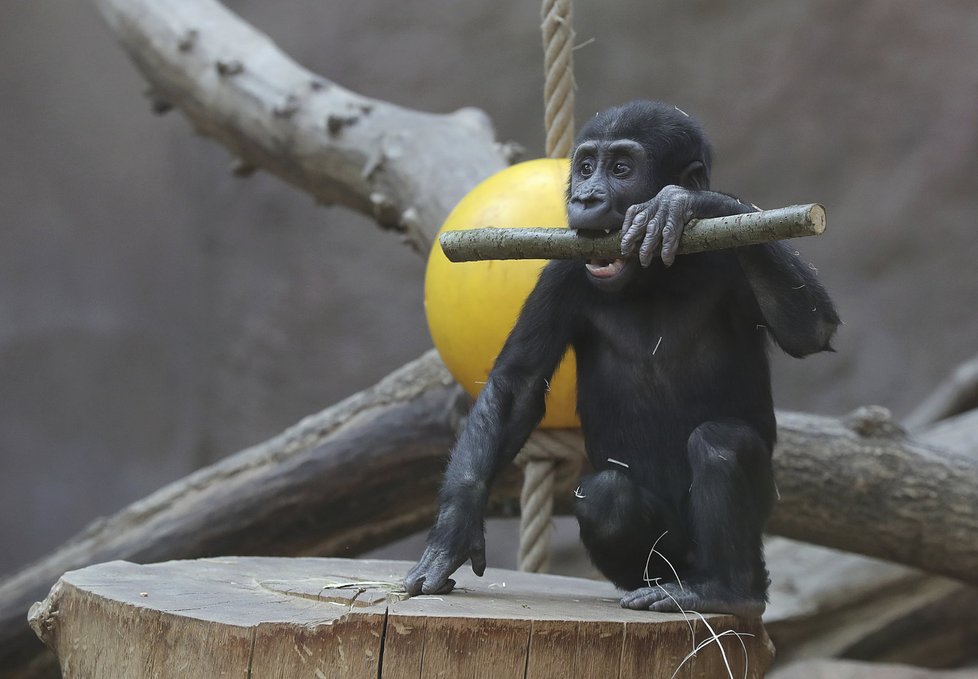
<box><xmin>585</xmin><ymin>258</ymin><xmax>626</xmax><ymax>278</ymax></box>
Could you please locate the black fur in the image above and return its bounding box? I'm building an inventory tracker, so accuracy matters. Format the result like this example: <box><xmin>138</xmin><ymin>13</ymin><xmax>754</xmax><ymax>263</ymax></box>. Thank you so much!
<box><xmin>405</xmin><ymin>100</ymin><xmax>839</xmax><ymax>616</ymax></box>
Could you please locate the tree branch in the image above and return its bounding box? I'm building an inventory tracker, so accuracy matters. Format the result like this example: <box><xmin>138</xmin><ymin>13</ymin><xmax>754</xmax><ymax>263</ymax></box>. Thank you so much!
<box><xmin>904</xmin><ymin>353</ymin><xmax>978</xmax><ymax>429</ymax></box>
<box><xmin>767</xmin><ymin>406</ymin><xmax>978</xmax><ymax>581</ymax></box>
<box><xmin>93</xmin><ymin>0</ymin><xmax>509</xmax><ymax>253</ymax></box>
<box><xmin>438</xmin><ymin>204</ymin><xmax>826</xmax><ymax>262</ymax></box>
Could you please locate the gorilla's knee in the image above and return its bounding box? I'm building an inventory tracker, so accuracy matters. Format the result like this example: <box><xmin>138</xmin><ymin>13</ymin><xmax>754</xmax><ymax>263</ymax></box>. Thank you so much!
<box><xmin>574</xmin><ymin>469</ymin><xmax>645</xmax><ymax>542</ymax></box>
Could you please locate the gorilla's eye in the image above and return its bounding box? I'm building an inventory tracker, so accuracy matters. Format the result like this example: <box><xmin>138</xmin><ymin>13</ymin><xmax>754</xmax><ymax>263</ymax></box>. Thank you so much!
<box><xmin>613</xmin><ymin>162</ymin><xmax>630</xmax><ymax>177</ymax></box>
<box><xmin>579</xmin><ymin>160</ymin><xmax>594</xmax><ymax>177</ymax></box>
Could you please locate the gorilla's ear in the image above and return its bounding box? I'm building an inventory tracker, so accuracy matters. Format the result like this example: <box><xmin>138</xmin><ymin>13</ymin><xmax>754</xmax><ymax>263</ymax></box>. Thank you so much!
<box><xmin>679</xmin><ymin>160</ymin><xmax>709</xmax><ymax>190</ymax></box>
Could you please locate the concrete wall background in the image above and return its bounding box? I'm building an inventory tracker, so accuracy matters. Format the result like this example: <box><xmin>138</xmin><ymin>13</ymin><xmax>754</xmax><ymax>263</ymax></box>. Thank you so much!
<box><xmin>2</xmin><ymin>0</ymin><xmax>976</xmax><ymax>576</ymax></box>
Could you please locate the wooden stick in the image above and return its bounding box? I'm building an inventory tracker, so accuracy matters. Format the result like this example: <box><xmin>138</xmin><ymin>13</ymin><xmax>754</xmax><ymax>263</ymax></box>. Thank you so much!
<box><xmin>439</xmin><ymin>203</ymin><xmax>825</xmax><ymax>262</ymax></box>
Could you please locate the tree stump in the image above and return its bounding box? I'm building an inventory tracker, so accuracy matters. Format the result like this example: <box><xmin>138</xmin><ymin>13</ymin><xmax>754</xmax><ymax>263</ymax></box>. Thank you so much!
<box><xmin>29</xmin><ymin>557</ymin><xmax>774</xmax><ymax>678</ymax></box>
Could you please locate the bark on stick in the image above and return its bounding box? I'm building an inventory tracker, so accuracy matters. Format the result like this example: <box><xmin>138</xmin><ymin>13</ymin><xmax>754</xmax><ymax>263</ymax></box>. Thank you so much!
<box><xmin>439</xmin><ymin>203</ymin><xmax>825</xmax><ymax>262</ymax></box>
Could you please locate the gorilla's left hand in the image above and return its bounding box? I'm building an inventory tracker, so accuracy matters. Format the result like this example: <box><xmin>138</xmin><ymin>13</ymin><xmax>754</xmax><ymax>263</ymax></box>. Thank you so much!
<box><xmin>620</xmin><ymin>184</ymin><xmax>697</xmax><ymax>268</ymax></box>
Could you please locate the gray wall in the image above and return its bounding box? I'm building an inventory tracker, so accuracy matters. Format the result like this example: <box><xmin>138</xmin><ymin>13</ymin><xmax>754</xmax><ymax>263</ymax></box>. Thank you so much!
<box><xmin>2</xmin><ymin>0</ymin><xmax>977</xmax><ymax>576</ymax></box>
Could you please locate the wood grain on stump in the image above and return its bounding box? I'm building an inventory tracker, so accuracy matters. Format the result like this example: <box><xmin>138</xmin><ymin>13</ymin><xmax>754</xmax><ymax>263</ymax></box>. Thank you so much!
<box><xmin>29</xmin><ymin>557</ymin><xmax>773</xmax><ymax>678</ymax></box>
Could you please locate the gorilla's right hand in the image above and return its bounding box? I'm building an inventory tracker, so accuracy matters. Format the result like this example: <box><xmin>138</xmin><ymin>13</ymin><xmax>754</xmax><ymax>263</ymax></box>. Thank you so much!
<box><xmin>403</xmin><ymin>510</ymin><xmax>487</xmax><ymax>596</ymax></box>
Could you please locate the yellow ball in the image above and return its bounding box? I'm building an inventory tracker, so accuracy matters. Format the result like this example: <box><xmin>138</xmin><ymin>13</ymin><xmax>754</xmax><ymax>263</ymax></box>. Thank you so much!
<box><xmin>425</xmin><ymin>159</ymin><xmax>579</xmax><ymax>429</ymax></box>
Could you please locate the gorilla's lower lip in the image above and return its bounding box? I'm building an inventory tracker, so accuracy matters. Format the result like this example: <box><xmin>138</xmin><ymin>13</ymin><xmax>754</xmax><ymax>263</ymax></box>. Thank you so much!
<box><xmin>585</xmin><ymin>258</ymin><xmax>626</xmax><ymax>278</ymax></box>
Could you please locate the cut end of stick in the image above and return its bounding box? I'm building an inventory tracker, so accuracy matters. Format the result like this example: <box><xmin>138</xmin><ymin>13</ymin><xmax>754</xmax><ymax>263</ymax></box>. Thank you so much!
<box><xmin>808</xmin><ymin>203</ymin><xmax>826</xmax><ymax>236</ymax></box>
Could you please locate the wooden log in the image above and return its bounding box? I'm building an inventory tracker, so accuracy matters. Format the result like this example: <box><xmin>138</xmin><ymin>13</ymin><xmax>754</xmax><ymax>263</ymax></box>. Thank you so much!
<box><xmin>766</xmin><ymin>407</ymin><xmax>978</xmax><ymax>579</ymax></box>
<box><xmin>438</xmin><ymin>204</ymin><xmax>825</xmax><ymax>262</ymax></box>
<box><xmin>29</xmin><ymin>557</ymin><xmax>774</xmax><ymax>679</ymax></box>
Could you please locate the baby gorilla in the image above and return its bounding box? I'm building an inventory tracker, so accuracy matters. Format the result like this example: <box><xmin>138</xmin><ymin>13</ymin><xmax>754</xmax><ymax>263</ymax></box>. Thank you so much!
<box><xmin>405</xmin><ymin>100</ymin><xmax>839</xmax><ymax>615</ymax></box>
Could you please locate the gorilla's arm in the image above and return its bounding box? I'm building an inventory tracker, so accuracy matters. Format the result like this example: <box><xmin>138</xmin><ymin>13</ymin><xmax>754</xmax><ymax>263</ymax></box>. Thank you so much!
<box><xmin>404</xmin><ymin>262</ymin><xmax>575</xmax><ymax>595</ymax></box>
<box><xmin>736</xmin><ymin>240</ymin><xmax>839</xmax><ymax>357</ymax></box>
<box><xmin>620</xmin><ymin>185</ymin><xmax>840</xmax><ymax>357</ymax></box>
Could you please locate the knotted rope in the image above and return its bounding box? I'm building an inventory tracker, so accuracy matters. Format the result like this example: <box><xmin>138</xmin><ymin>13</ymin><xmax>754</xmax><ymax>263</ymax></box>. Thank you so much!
<box><xmin>515</xmin><ymin>0</ymin><xmax>578</xmax><ymax>573</ymax></box>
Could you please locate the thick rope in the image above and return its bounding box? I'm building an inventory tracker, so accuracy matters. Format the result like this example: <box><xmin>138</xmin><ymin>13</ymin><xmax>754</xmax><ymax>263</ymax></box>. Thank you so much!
<box><xmin>516</xmin><ymin>0</ymin><xmax>578</xmax><ymax>574</ymax></box>
<box><xmin>516</xmin><ymin>429</ymin><xmax>582</xmax><ymax>572</ymax></box>
<box><xmin>541</xmin><ymin>0</ymin><xmax>576</xmax><ymax>159</ymax></box>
